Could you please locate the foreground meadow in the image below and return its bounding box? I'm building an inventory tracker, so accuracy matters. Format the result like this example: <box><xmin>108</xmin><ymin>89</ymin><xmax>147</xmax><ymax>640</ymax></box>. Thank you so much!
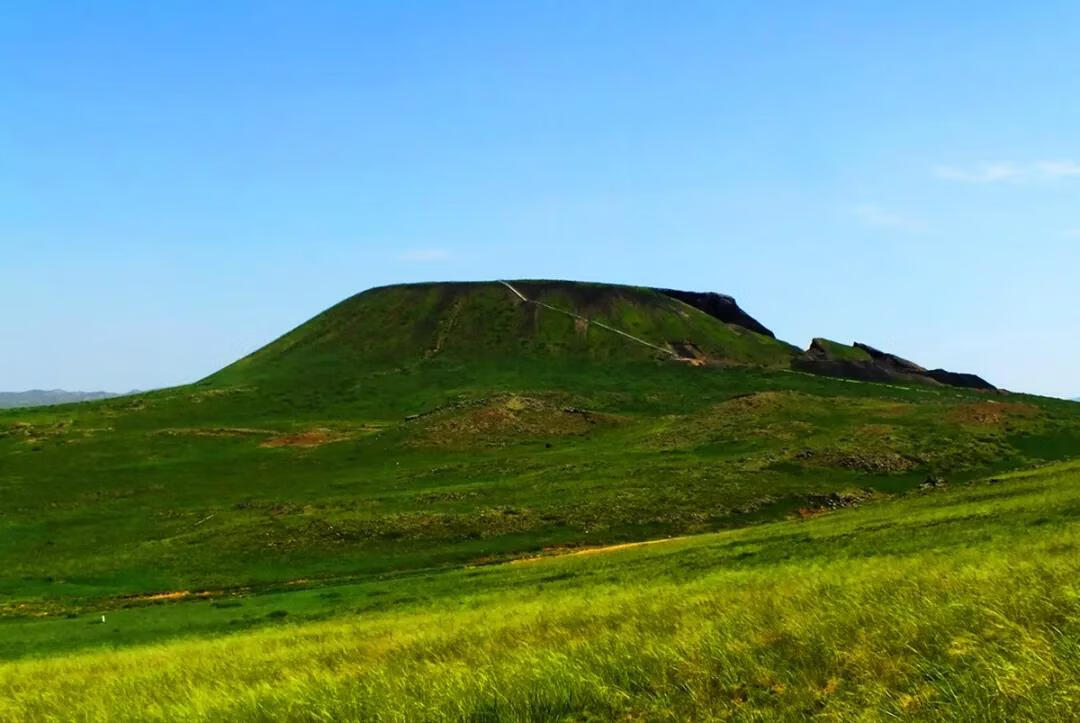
<box><xmin>4</xmin><ymin>460</ymin><xmax>1080</xmax><ymax>720</ymax></box>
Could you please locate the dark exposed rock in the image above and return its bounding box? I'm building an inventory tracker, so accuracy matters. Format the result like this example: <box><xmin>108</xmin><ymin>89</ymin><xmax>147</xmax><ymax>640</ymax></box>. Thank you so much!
<box><xmin>853</xmin><ymin>343</ymin><xmax>926</xmax><ymax>374</ymax></box>
<box><xmin>793</xmin><ymin>358</ymin><xmax>918</xmax><ymax>385</ymax></box>
<box><xmin>796</xmin><ymin>342</ymin><xmax>996</xmax><ymax>391</ymax></box>
<box><xmin>806</xmin><ymin>339</ymin><xmax>832</xmax><ymax>361</ymax></box>
<box><xmin>923</xmin><ymin>369</ymin><xmax>996</xmax><ymax>390</ymax></box>
<box><xmin>654</xmin><ymin>288</ymin><xmax>775</xmax><ymax>338</ymax></box>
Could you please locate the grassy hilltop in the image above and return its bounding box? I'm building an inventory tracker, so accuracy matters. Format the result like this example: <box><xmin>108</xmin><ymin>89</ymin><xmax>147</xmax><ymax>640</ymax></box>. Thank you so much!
<box><xmin>2</xmin><ymin>279</ymin><xmax>1080</xmax><ymax>719</ymax></box>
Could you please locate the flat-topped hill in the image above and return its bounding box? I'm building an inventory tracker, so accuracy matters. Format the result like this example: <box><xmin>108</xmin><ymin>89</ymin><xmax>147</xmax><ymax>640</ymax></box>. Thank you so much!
<box><xmin>208</xmin><ymin>280</ymin><xmax>799</xmax><ymax>388</ymax></box>
<box><xmin>208</xmin><ymin>279</ymin><xmax>995</xmax><ymax>393</ymax></box>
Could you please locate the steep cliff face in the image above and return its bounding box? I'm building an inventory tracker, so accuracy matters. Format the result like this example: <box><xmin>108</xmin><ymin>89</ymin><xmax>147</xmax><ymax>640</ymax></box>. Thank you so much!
<box><xmin>653</xmin><ymin>288</ymin><xmax>775</xmax><ymax>338</ymax></box>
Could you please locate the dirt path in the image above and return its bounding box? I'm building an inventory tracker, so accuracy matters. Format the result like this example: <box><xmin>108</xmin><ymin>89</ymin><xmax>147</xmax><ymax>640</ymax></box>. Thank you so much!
<box><xmin>510</xmin><ymin>535</ymin><xmax>691</xmax><ymax>564</ymax></box>
<box><xmin>497</xmin><ymin>280</ymin><xmax>677</xmax><ymax>358</ymax></box>
<box><xmin>46</xmin><ymin>534</ymin><xmax>696</xmax><ymax>617</ymax></box>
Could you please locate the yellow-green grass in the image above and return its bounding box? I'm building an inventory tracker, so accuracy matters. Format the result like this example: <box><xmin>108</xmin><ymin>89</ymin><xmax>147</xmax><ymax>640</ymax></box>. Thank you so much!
<box><xmin>5</xmin><ymin>462</ymin><xmax>1080</xmax><ymax>720</ymax></box>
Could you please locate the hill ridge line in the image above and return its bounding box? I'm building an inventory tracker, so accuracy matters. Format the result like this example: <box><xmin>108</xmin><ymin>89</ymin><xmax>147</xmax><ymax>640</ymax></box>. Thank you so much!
<box><xmin>497</xmin><ymin>280</ymin><xmax>677</xmax><ymax>357</ymax></box>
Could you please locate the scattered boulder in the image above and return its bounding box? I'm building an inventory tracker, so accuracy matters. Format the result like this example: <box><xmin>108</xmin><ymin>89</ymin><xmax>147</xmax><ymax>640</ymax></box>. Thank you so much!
<box><xmin>919</xmin><ymin>476</ymin><xmax>948</xmax><ymax>491</ymax></box>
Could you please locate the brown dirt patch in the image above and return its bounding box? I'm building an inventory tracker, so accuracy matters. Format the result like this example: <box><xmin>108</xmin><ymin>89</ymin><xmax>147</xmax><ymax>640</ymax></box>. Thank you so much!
<box><xmin>793</xmin><ymin>489</ymin><xmax>877</xmax><ymax>519</ymax></box>
<box><xmin>949</xmin><ymin>401</ymin><xmax>1040</xmax><ymax>426</ymax></box>
<box><xmin>825</xmin><ymin>450</ymin><xmax>916</xmax><ymax>473</ymax></box>
<box><xmin>156</xmin><ymin>427</ymin><xmax>276</xmax><ymax>438</ymax></box>
<box><xmin>510</xmin><ymin>535</ymin><xmax>690</xmax><ymax>564</ymax></box>
<box><xmin>716</xmin><ymin>391</ymin><xmax>795</xmax><ymax>415</ymax></box>
<box><xmin>122</xmin><ymin>590</ymin><xmax>215</xmax><ymax>603</ymax></box>
<box><xmin>261</xmin><ymin>430</ymin><xmax>348</xmax><ymax>448</ymax></box>
<box><xmin>413</xmin><ymin>396</ymin><xmax>622</xmax><ymax>447</ymax></box>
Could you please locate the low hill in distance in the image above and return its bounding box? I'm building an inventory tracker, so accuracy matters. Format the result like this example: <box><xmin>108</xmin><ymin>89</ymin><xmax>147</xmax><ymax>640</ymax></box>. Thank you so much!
<box><xmin>0</xmin><ymin>389</ymin><xmax>127</xmax><ymax>409</ymax></box>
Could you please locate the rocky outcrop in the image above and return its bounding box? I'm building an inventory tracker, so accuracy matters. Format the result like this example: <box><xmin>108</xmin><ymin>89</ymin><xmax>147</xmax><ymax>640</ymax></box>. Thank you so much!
<box><xmin>807</xmin><ymin>338</ymin><xmax>872</xmax><ymax>363</ymax></box>
<box><xmin>793</xmin><ymin>358</ymin><xmax>910</xmax><ymax>385</ymax></box>
<box><xmin>806</xmin><ymin>339</ymin><xmax>832</xmax><ymax>361</ymax></box>
<box><xmin>923</xmin><ymin>369</ymin><xmax>996</xmax><ymax>390</ymax></box>
<box><xmin>852</xmin><ymin>343</ymin><xmax>926</xmax><ymax>374</ymax></box>
<box><xmin>654</xmin><ymin>289</ymin><xmax>775</xmax><ymax>338</ymax></box>
<box><xmin>796</xmin><ymin>340</ymin><xmax>996</xmax><ymax>391</ymax></box>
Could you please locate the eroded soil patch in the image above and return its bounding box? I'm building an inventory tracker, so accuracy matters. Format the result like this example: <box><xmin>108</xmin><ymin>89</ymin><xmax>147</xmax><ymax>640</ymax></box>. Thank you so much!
<box><xmin>261</xmin><ymin>430</ymin><xmax>350</xmax><ymax>448</ymax></box>
<box><xmin>412</xmin><ymin>395</ymin><xmax>623</xmax><ymax>447</ymax></box>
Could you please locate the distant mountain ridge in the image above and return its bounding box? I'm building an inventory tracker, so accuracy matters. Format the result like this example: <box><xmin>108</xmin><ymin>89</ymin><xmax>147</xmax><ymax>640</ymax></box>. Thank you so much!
<box><xmin>0</xmin><ymin>390</ymin><xmax>127</xmax><ymax>409</ymax></box>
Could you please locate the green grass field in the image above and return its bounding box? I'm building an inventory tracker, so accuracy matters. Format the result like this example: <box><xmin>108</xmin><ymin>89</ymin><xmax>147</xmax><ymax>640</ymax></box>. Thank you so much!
<box><xmin>4</xmin><ymin>460</ymin><xmax>1080</xmax><ymax>720</ymax></box>
<box><xmin>3</xmin><ymin>281</ymin><xmax>1079</xmax><ymax>719</ymax></box>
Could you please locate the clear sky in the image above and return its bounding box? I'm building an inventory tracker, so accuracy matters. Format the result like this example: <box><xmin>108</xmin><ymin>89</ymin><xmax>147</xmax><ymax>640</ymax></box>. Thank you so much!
<box><xmin>3</xmin><ymin>2</ymin><xmax>1078</xmax><ymax>397</ymax></box>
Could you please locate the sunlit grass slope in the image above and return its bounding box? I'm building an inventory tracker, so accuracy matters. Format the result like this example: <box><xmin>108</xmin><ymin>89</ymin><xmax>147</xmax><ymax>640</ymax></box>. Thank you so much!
<box><xmin>4</xmin><ymin>461</ymin><xmax>1080</xmax><ymax>720</ymax></box>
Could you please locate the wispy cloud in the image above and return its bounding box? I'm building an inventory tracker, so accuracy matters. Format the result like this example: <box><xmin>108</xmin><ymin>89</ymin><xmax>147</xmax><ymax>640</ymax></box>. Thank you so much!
<box><xmin>934</xmin><ymin>160</ymin><xmax>1080</xmax><ymax>183</ymax></box>
<box><xmin>933</xmin><ymin>162</ymin><xmax>1023</xmax><ymax>183</ymax></box>
<box><xmin>1035</xmin><ymin>161</ymin><xmax>1080</xmax><ymax>179</ymax></box>
<box><xmin>851</xmin><ymin>204</ymin><xmax>923</xmax><ymax>231</ymax></box>
<box><xmin>398</xmin><ymin>248</ymin><xmax>451</xmax><ymax>262</ymax></box>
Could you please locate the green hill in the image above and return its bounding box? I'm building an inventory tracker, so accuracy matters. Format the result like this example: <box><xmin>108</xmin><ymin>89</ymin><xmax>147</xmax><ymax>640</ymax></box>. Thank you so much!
<box><xmin>208</xmin><ymin>280</ymin><xmax>799</xmax><ymax>388</ymax></box>
<box><xmin>3</xmin><ymin>279</ymin><xmax>1080</xmax><ymax>718</ymax></box>
<box><xmin>2</xmin><ymin>279</ymin><xmax>1076</xmax><ymax>604</ymax></box>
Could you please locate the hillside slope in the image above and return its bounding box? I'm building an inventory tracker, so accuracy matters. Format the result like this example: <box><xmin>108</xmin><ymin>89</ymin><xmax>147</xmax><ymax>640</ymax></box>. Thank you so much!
<box><xmin>208</xmin><ymin>281</ymin><xmax>799</xmax><ymax>390</ymax></box>
<box><xmin>2</xmin><ymin>280</ymin><xmax>1078</xmax><ymax>615</ymax></box>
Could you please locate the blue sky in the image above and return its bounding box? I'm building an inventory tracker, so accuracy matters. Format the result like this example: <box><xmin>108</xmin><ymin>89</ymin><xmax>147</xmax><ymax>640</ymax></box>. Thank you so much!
<box><xmin>2</xmin><ymin>2</ymin><xmax>1078</xmax><ymax>397</ymax></box>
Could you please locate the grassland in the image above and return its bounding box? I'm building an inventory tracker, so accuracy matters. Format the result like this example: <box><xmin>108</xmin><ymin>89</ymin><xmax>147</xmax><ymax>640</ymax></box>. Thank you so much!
<box><xmin>3</xmin><ymin>280</ymin><xmax>1079</xmax><ymax>719</ymax></box>
<box><xmin>4</xmin><ymin>459</ymin><xmax>1080</xmax><ymax>720</ymax></box>
<box><xmin>3</xmin><ymin>353</ymin><xmax>1077</xmax><ymax>612</ymax></box>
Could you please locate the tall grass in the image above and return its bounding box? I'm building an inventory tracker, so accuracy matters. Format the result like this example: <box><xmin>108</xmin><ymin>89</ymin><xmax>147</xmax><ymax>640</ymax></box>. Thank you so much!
<box><xmin>5</xmin><ymin>464</ymin><xmax>1080</xmax><ymax>720</ymax></box>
